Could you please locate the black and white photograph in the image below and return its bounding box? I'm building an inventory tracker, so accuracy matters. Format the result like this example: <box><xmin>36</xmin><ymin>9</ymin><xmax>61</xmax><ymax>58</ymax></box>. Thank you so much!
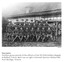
<box><xmin>2</xmin><ymin>2</ymin><xmax>61</xmax><ymax>47</ymax></box>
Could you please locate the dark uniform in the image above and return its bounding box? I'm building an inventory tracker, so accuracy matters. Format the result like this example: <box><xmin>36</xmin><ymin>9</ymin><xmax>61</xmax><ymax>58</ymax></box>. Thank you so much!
<box><xmin>14</xmin><ymin>36</ymin><xmax>20</xmax><ymax>42</ymax></box>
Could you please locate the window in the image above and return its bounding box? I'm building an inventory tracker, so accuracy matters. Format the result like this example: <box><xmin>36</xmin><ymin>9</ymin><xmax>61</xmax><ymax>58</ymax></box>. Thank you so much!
<box><xmin>45</xmin><ymin>18</ymin><xmax>48</xmax><ymax>20</ymax></box>
<box><xmin>22</xmin><ymin>19</ymin><xmax>24</xmax><ymax>21</ymax></box>
<box><xmin>48</xmin><ymin>17</ymin><xmax>51</xmax><ymax>20</ymax></box>
<box><xmin>31</xmin><ymin>20</ymin><xmax>33</xmax><ymax>22</ymax></box>
<box><xmin>57</xmin><ymin>17</ymin><xmax>61</xmax><ymax>19</ymax></box>
<box><xmin>26</xmin><ymin>19</ymin><xmax>28</xmax><ymax>21</ymax></box>
<box><xmin>50</xmin><ymin>17</ymin><xmax>54</xmax><ymax>20</ymax></box>
<box><xmin>54</xmin><ymin>17</ymin><xmax>57</xmax><ymax>20</ymax></box>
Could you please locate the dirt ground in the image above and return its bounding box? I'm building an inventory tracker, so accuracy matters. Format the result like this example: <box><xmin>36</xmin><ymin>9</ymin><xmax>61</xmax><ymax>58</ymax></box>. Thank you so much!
<box><xmin>2</xmin><ymin>36</ymin><xmax>61</xmax><ymax>47</ymax></box>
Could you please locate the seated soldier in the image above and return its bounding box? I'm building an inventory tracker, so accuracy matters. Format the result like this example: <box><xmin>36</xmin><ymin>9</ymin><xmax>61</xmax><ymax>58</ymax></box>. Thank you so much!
<box><xmin>36</xmin><ymin>34</ymin><xmax>41</xmax><ymax>42</ymax></box>
<box><xmin>36</xmin><ymin>27</ymin><xmax>40</xmax><ymax>35</ymax></box>
<box><xmin>7</xmin><ymin>34</ymin><xmax>12</xmax><ymax>41</ymax></box>
<box><xmin>46</xmin><ymin>27</ymin><xmax>52</xmax><ymax>41</ymax></box>
<box><xmin>43</xmin><ymin>36</ymin><xmax>49</xmax><ymax>42</ymax></box>
<box><xmin>20</xmin><ymin>34</ymin><xmax>23</xmax><ymax>42</ymax></box>
<box><xmin>21</xmin><ymin>35</ymin><xmax>27</xmax><ymax>42</ymax></box>
<box><xmin>13</xmin><ymin>36</ymin><xmax>20</xmax><ymax>42</ymax></box>
<box><xmin>41</xmin><ymin>33</ymin><xmax>45</xmax><ymax>42</ymax></box>
<box><xmin>38</xmin><ymin>35</ymin><xmax>42</xmax><ymax>42</ymax></box>
<box><xmin>32</xmin><ymin>34</ymin><xmax>37</xmax><ymax>42</ymax></box>
<box><xmin>26</xmin><ymin>34</ymin><xmax>33</xmax><ymax>42</ymax></box>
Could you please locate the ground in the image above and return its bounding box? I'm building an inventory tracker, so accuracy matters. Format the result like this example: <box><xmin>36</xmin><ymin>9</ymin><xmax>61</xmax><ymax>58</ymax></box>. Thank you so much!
<box><xmin>2</xmin><ymin>36</ymin><xmax>61</xmax><ymax>47</ymax></box>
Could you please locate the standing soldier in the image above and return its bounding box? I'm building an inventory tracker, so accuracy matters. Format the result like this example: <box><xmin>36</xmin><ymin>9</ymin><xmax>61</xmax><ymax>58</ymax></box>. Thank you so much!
<box><xmin>43</xmin><ymin>21</ymin><xmax>50</xmax><ymax>42</ymax></box>
<box><xmin>51</xmin><ymin>23</ymin><xmax>56</xmax><ymax>41</ymax></box>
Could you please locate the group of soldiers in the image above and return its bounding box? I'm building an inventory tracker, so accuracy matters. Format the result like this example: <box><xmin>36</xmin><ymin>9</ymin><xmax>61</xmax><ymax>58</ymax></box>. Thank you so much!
<box><xmin>3</xmin><ymin>20</ymin><xmax>59</xmax><ymax>42</ymax></box>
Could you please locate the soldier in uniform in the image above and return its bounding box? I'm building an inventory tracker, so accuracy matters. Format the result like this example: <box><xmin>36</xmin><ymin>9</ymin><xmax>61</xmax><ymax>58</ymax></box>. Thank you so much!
<box><xmin>21</xmin><ymin>35</ymin><xmax>27</xmax><ymax>42</ymax></box>
<box><xmin>32</xmin><ymin>34</ymin><xmax>37</xmax><ymax>42</ymax></box>
<box><xmin>51</xmin><ymin>23</ymin><xmax>56</xmax><ymax>41</ymax></box>
<box><xmin>43</xmin><ymin>21</ymin><xmax>50</xmax><ymax>42</ymax></box>
<box><xmin>13</xmin><ymin>36</ymin><xmax>20</xmax><ymax>42</ymax></box>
